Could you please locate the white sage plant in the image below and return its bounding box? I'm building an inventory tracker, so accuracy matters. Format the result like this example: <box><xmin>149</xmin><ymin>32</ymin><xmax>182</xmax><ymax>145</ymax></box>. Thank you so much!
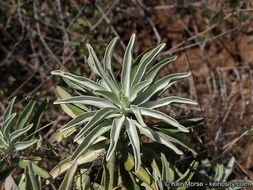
<box><xmin>0</xmin><ymin>97</ymin><xmax>38</xmax><ymax>160</ymax></box>
<box><xmin>51</xmin><ymin>34</ymin><xmax>198</xmax><ymax>172</ymax></box>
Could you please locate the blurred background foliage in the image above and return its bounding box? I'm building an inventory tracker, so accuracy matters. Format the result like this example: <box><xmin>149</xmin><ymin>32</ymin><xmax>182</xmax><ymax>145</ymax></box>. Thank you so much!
<box><xmin>0</xmin><ymin>0</ymin><xmax>253</xmax><ymax>188</ymax></box>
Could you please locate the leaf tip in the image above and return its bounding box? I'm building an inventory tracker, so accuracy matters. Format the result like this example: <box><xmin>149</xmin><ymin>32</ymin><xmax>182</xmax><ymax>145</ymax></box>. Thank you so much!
<box><xmin>51</xmin><ymin>70</ymin><xmax>62</xmax><ymax>75</ymax></box>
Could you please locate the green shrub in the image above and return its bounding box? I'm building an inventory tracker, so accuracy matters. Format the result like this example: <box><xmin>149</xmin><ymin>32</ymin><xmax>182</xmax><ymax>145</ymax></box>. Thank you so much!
<box><xmin>51</xmin><ymin>34</ymin><xmax>200</xmax><ymax>189</ymax></box>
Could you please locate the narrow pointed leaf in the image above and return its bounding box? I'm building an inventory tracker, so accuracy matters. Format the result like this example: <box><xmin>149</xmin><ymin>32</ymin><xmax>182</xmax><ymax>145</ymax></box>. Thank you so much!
<box><xmin>134</xmin><ymin>121</ymin><xmax>183</xmax><ymax>155</ymax></box>
<box><xmin>121</xmin><ymin>34</ymin><xmax>135</xmax><ymax>97</ymax></box>
<box><xmin>140</xmin><ymin>96</ymin><xmax>198</xmax><ymax>108</ymax></box>
<box><xmin>56</xmin><ymin>86</ymin><xmax>89</xmax><ymax>111</ymax></box>
<box><xmin>0</xmin><ymin>136</ymin><xmax>8</xmax><ymax>147</ymax></box>
<box><xmin>132</xmin><ymin>43</ymin><xmax>165</xmax><ymax>85</ymax></box>
<box><xmin>144</xmin><ymin>55</ymin><xmax>177</xmax><ymax>82</ymax></box>
<box><xmin>50</xmin><ymin>141</ymin><xmax>105</xmax><ymax>178</ymax></box>
<box><xmin>123</xmin><ymin>152</ymin><xmax>157</xmax><ymax>189</ymax></box>
<box><xmin>17</xmin><ymin>100</ymin><xmax>36</xmax><ymax>130</ymax></box>
<box><xmin>62</xmin><ymin>77</ymin><xmax>91</xmax><ymax>95</ymax></box>
<box><xmin>87</xmin><ymin>44</ymin><xmax>119</xmax><ymax>93</ymax></box>
<box><xmin>129</xmin><ymin>80</ymin><xmax>152</xmax><ymax>102</ymax></box>
<box><xmin>88</xmin><ymin>52</ymin><xmax>100</xmax><ymax>75</ymax></box>
<box><xmin>60</xmin><ymin>111</ymin><xmax>96</xmax><ymax>132</ymax></box>
<box><xmin>51</xmin><ymin>70</ymin><xmax>104</xmax><ymax>91</ymax></box>
<box><xmin>94</xmin><ymin>90</ymin><xmax>121</xmax><ymax>107</ymax></box>
<box><xmin>161</xmin><ymin>153</ymin><xmax>173</xmax><ymax>181</ymax></box>
<box><xmin>14</xmin><ymin>139</ymin><xmax>37</xmax><ymax>151</ymax></box>
<box><xmin>99</xmin><ymin>79</ymin><xmax>111</xmax><ymax>91</ymax></box>
<box><xmin>139</xmin><ymin>107</ymin><xmax>189</xmax><ymax>132</ymax></box>
<box><xmin>106</xmin><ymin>115</ymin><xmax>125</xmax><ymax>161</ymax></box>
<box><xmin>74</xmin><ymin>108</ymin><xmax>117</xmax><ymax>142</ymax></box>
<box><xmin>130</xmin><ymin>105</ymin><xmax>146</xmax><ymax>127</ymax></box>
<box><xmin>130</xmin><ymin>48</ymin><xmax>153</xmax><ymax>83</ymax></box>
<box><xmin>104</xmin><ymin>37</ymin><xmax>118</xmax><ymax>85</ymax></box>
<box><xmin>5</xmin><ymin>175</ymin><xmax>18</xmax><ymax>190</ymax></box>
<box><xmin>157</xmin><ymin>131</ymin><xmax>196</xmax><ymax>155</ymax></box>
<box><xmin>177</xmin><ymin>160</ymin><xmax>198</xmax><ymax>184</ymax></box>
<box><xmin>19</xmin><ymin>160</ymin><xmax>51</xmax><ymax>179</ymax></box>
<box><xmin>214</xmin><ymin>162</ymin><xmax>224</xmax><ymax>181</ymax></box>
<box><xmin>59</xmin><ymin>162</ymin><xmax>78</xmax><ymax>190</ymax></box>
<box><xmin>10</xmin><ymin>124</ymin><xmax>33</xmax><ymax>142</ymax></box>
<box><xmin>25</xmin><ymin>161</ymin><xmax>39</xmax><ymax>190</ymax></box>
<box><xmin>103</xmin><ymin>153</ymin><xmax>116</xmax><ymax>189</ymax></box>
<box><xmin>71</xmin><ymin>121</ymin><xmax>111</xmax><ymax>160</ymax></box>
<box><xmin>134</xmin><ymin>73</ymin><xmax>191</xmax><ymax>105</ymax></box>
<box><xmin>54</xmin><ymin>96</ymin><xmax>116</xmax><ymax>108</ymax></box>
<box><xmin>223</xmin><ymin>157</ymin><xmax>235</xmax><ymax>181</ymax></box>
<box><xmin>153</xmin><ymin>168</ymin><xmax>163</xmax><ymax>190</ymax></box>
<box><xmin>126</xmin><ymin>118</ymin><xmax>141</xmax><ymax>172</ymax></box>
<box><xmin>2</xmin><ymin>113</ymin><xmax>16</xmax><ymax>137</ymax></box>
<box><xmin>93</xmin><ymin>183</ymin><xmax>105</xmax><ymax>190</ymax></box>
<box><xmin>3</xmin><ymin>97</ymin><xmax>16</xmax><ymax>122</ymax></box>
<box><xmin>75</xmin><ymin>168</ymin><xmax>90</xmax><ymax>190</ymax></box>
<box><xmin>28</xmin><ymin>99</ymin><xmax>48</xmax><ymax>138</ymax></box>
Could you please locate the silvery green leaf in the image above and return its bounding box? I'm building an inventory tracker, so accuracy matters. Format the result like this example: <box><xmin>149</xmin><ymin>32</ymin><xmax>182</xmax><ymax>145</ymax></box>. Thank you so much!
<box><xmin>54</xmin><ymin>96</ymin><xmax>116</xmax><ymax>108</ymax></box>
<box><xmin>153</xmin><ymin>168</ymin><xmax>163</xmax><ymax>190</ymax></box>
<box><xmin>14</xmin><ymin>139</ymin><xmax>37</xmax><ymax>151</ymax></box>
<box><xmin>19</xmin><ymin>160</ymin><xmax>51</xmax><ymax>179</ymax></box>
<box><xmin>106</xmin><ymin>115</ymin><xmax>125</xmax><ymax>161</ymax></box>
<box><xmin>223</xmin><ymin>157</ymin><xmax>235</xmax><ymax>181</ymax></box>
<box><xmin>104</xmin><ymin>37</ymin><xmax>118</xmax><ymax>85</ymax></box>
<box><xmin>10</xmin><ymin>124</ymin><xmax>33</xmax><ymax>142</ymax></box>
<box><xmin>75</xmin><ymin>168</ymin><xmax>90</xmax><ymax>190</ymax></box>
<box><xmin>55</xmin><ymin>86</ymin><xmax>89</xmax><ymax>118</ymax></box>
<box><xmin>177</xmin><ymin>160</ymin><xmax>198</xmax><ymax>184</ymax></box>
<box><xmin>121</xmin><ymin>34</ymin><xmax>135</xmax><ymax>97</ymax></box>
<box><xmin>126</xmin><ymin>118</ymin><xmax>141</xmax><ymax>172</ymax></box>
<box><xmin>71</xmin><ymin>121</ymin><xmax>111</xmax><ymax>160</ymax></box>
<box><xmin>3</xmin><ymin>97</ymin><xmax>16</xmax><ymax>122</ymax></box>
<box><xmin>144</xmin><ymin>55</ymin><xmax>177</xmax><ymax>82</ymax></box>
<box><xmin>161</xmin><ymin>153</ymin><xmax>171</xmax><ymax>181</ymax></box>
<box><xmin>134</xmin><ymin>121</ymin><xmax>183</xmax><ymax>155</ymax></box>
<box><xmin>88</xmin><ymin>52</ymin><xmax>100</xmax><ymax>76</ymax></box>
<box><xmin>62</xmin><ymin>77</ymin><xmax>91</xmax><ymax>95</ymax></box>
<box><xmin>28</xmin><ymin>99</ymin><xmax>48</xmax><ymax>139</ymax></box>
<box><xmin>4</xmin><ymin>175</ymin><xmax>18</xmax><ymax>190</ymax></box>
<box><xmin>134</xmin><ymin>72</ymin><xmax>191</xmax><ymax>105</ymax></box>
<box><xmin>99</xmin><ymin>79</ymin><xmax>111</xmax><ymax>91</ymax></box>
<box><xmin>50</xmin><ymin>141</ymin><xmax>105</xmax><ymax>178</ymax></box>
<box><xmin>139</xmin><ymin>107</ymin><xmax>189</xmax><ymax>132</ymax></box>
<box><xmin>0</xmin><ymin>130</ymin><xmax>5</xmax><ymax>139</ymax></box>
<box><xmin>131</xmin><ymin>48</ymin><xmax>153</xmax><ymax>82</ymax></box>
<box><xmin>103</xmin><ymin>152</ymin><xmax>115</xmax><ymax>190</ymax></box>
<box><xmin>74</xmin><ymin>107</ymin><xmax>118</xmax><ymax>142</ymax></box>
<box><xmin>131</xmin><ymin>43</ymin><xmax>165</xmax><ymax>85</ymax></box>
<box><xmin>59</xmin><ymin>162</ymin><xmax>78</xmax><ymax>190</ymax></box>
<box><xmin>25</xmin><ymin>161</ymin><xmax>39</xmax><ymax>190</ymax></box>
<box><xmin>94</xmin><ymin>90</ymin><xmax>121</xmax><ymax>107</ymax></box>
<box><xmin>129</xmin><ymin>80</ymin><xmax>152</xmax><ymax>102</ymax></box>
<box><xmin>130</xmin><ymin>105</ymin><xmax>146</xmax><ymax>127</ymax></box>
<box><xmin>140</xmin><ymin>96</ymin><xmax>198</xmax><ymax>108</ymax></box>
<box><xmin>2</xmin><ymin>113</ymin><xmax>16</xmax><ymax>137</ymax></box>
<box><xmin>17</xmin><ymin>99</ymin><xmax>36</xmax><ymax>130</ymax></box>
<box><xmin>157</xmin><ymin>131</ymin><xmax>196</xmax><ymax>155</ymax></box>
<box><xmin>60</xmin><ymin>111</ymin><xmax>96</xmax><ymax>132</ymax></box>
<box><xmin>93</xmin><ymin>183</ymin><xmax>105</xmax><ymax>190</ymax></box>
<box><xmin>214</xmin><ymin>162</ymin><xmax>224</xmax><ymax>181</ymax></box>
<box><xmin>0</xmin><ymin>134</ymin><xmax>8</xmax><ymax>147</ymax></box>
<box><xmin>51</xmin><ymin>70</ymin><xmax>104</xmax><ymax>91</ymax></box>
<box><xmin>86</xmin><ymin>44</ymin><xmax>119</xmax><ymax>93</ymax></box>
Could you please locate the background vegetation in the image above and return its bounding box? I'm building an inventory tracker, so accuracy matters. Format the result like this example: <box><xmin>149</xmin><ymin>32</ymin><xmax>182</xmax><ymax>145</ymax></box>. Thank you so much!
<box><xmin>0</xmin><ymin>0</ymin><xmax>253</xmax><ymax>189</ymax></box>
